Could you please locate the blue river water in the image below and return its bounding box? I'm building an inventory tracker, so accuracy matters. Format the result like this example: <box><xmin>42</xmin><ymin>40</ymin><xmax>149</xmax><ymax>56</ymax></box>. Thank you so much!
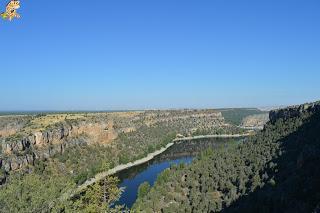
<box><xmin>113</xmin><ymin>137</ymin><xmax>245</xmax><ymax>208</ymax></box>
<box><xmin>115</xmin><ymin>157</ymin><xmax>193</xmax><ymax>208</ymax></box>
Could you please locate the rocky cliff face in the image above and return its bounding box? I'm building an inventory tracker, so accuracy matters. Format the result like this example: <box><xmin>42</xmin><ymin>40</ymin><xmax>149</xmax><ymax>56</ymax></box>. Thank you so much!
<box><xmin>0</xmin><ymin>120</ymin><xmax>117</xmax><ymax>173</ymax></box>
<box><xmin>241</xmin><ymin>113</ymin><xmax>269</xmax><ymax>129</ymax></box>
<box><xmin>2</xmin><ymin>124</ymin><xmax>72</xmax><ymax>155</ymax></box>
<box><xmin>0</xmin><ymin>115</ymin><xmax>31</xmax><ymax>138</ymax></box>
<box><xmin>269</xmin><ymin>101</ymin><xmax>320</xmax><ymax>124</ymax></box>
<box><xmin>0</xmin><ymin>110</ymin><xmax>226</xmax><ymax>175</ymax></box>
<box><xmin>1</xmin><ymin>126</ymin><xmax>68</xmax><ymax>172</ymax></box>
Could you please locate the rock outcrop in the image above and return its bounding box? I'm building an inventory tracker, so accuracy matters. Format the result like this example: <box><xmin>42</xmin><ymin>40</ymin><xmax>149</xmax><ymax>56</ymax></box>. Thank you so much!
<box><xmin>241</xmin><ymin>113</ymin><xmax>269</xmax><ymax>129</ymax></box>
<box><xmin>2</xmin><ymin>124</ymin><xmax>72</xmax><ymax>155</ymax></box>
<box><xmin>269</xmin><ymin>101</ymin><xmax>320</xmax><ymax>124</ymax></box>
<box><xmin>0</xmin><ymin>121</ymin><xmax>115</xmax><ymax>173</ymax></box>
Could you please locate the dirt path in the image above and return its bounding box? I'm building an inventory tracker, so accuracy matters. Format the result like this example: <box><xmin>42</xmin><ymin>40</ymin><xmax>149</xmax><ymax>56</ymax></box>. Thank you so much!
<box><xmin>173</xmin><ymin>133</ymin><xmax>251</xmax><ymax>142</ymax></box>
<box><xmin>74</xmin><ymin>142</ymin><xmax>174</xmax><ymax>195</ymax></box>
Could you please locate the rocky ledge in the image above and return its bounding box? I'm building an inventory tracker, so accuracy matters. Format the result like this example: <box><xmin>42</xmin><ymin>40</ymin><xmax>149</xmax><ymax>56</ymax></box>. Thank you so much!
<box><xmin>269</xmin><ymin>101</ymin><xmax>320</xmax><ymax>124</ymax></box>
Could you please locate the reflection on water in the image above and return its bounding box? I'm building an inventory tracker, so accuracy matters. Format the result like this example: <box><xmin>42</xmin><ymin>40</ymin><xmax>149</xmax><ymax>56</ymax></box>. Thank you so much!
<box><xmin>115</xmin><ymin>157</ymin><xmax>193</xmax><ymax>208</ymax></box>
<box><xmin>114</xmin><ymin>137</ymin><xmax>245</xmax><ymax>208</ymax></box>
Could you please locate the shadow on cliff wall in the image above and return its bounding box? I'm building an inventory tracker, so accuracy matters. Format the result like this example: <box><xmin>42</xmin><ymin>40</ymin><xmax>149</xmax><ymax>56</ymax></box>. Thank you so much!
<box><xmin>223</xmin><ymin>111</ymin><xmax>320</xmax><ymax>213</ymax></box>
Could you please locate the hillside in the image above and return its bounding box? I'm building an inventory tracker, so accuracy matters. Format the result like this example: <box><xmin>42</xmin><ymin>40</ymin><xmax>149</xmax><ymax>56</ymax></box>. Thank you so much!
<box><xmin>0</xmin><ymin>107</ymin><xmax>271</xmax><ymax>212</ymax></box>
<box><xmin>0</xmin><ymin>108</ymin><xmax>258</xmax><ymax>212</ymax></box>
<box><xmin>219</xmin><ymin>108</ymin><xmax>268</xmax><ymax>126</ymax></box>
<box><xmin>133</xmin><ymin>101</ymin><xmax>320</xmax><ymax>212</ymax></box>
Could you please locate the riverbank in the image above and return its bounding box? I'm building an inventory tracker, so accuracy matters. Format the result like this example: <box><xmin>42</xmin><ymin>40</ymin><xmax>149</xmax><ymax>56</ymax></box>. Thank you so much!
<box><xmin>74</xmin><ymin>142</ymin><xmax>174</xmax><ymax>194</ymax></box>
<box><xmin>173</xmin><ymin>133</ymin><xmax>251</xmax><ymax>142</ymax></box>
<box><xmin>70</xmin><ymin>133</ymin><xmax>251</xmax><ymax>197</ymax></box>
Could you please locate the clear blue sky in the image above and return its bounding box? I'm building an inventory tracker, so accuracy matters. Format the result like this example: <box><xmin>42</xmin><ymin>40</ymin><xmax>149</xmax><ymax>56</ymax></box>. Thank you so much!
<box><xmin>1</xmin><ymin>0</ymin><xmax>319</xmax><ymax>111</ymax></box>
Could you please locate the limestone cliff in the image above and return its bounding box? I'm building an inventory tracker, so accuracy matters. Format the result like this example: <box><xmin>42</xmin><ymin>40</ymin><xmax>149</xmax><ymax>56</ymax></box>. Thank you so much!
<box><xmin>0</xmin><ymin>120</ymin><xmax>118</xmax><ymax>172</ymax></box>
<box><xmin>0</xmin><ymin>110</ymin><xmax>226</xmax><ymax>174</ymax></box>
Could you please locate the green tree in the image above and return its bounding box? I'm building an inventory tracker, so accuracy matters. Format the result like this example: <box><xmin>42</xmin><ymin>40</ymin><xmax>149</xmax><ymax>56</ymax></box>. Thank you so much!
<box><xmin>69</xmin><ymin>176</ymin><xmax>123</xmax><ymax>212</ymax></box>
<box><xmin>138</xmin><ymin>182</ymin><xmax>151</xmax><ymax>199</ymax></box>
<box><xmin>0</xmin><ymin>165</ymin><xmax>75</xmax><ymax>212</ymax></box>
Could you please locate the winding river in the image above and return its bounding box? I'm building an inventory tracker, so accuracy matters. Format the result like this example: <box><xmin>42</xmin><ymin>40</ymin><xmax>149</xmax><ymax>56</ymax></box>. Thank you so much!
<box><xmin>114</xmin><ymin>137</ymin><xmax>246</xmax><ymax>208</ymax></box>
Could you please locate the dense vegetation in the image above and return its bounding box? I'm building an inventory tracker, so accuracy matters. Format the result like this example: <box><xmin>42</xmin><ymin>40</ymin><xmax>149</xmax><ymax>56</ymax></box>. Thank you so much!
<box><xmin>133</xmin><ymin>104</ymin><xmax>320</xmax><ymax>212</ymax></box>
<box><xmin>0</xmin><ymin>161</ymin><xmax>75</xmax><ymax>212</ymax></box>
